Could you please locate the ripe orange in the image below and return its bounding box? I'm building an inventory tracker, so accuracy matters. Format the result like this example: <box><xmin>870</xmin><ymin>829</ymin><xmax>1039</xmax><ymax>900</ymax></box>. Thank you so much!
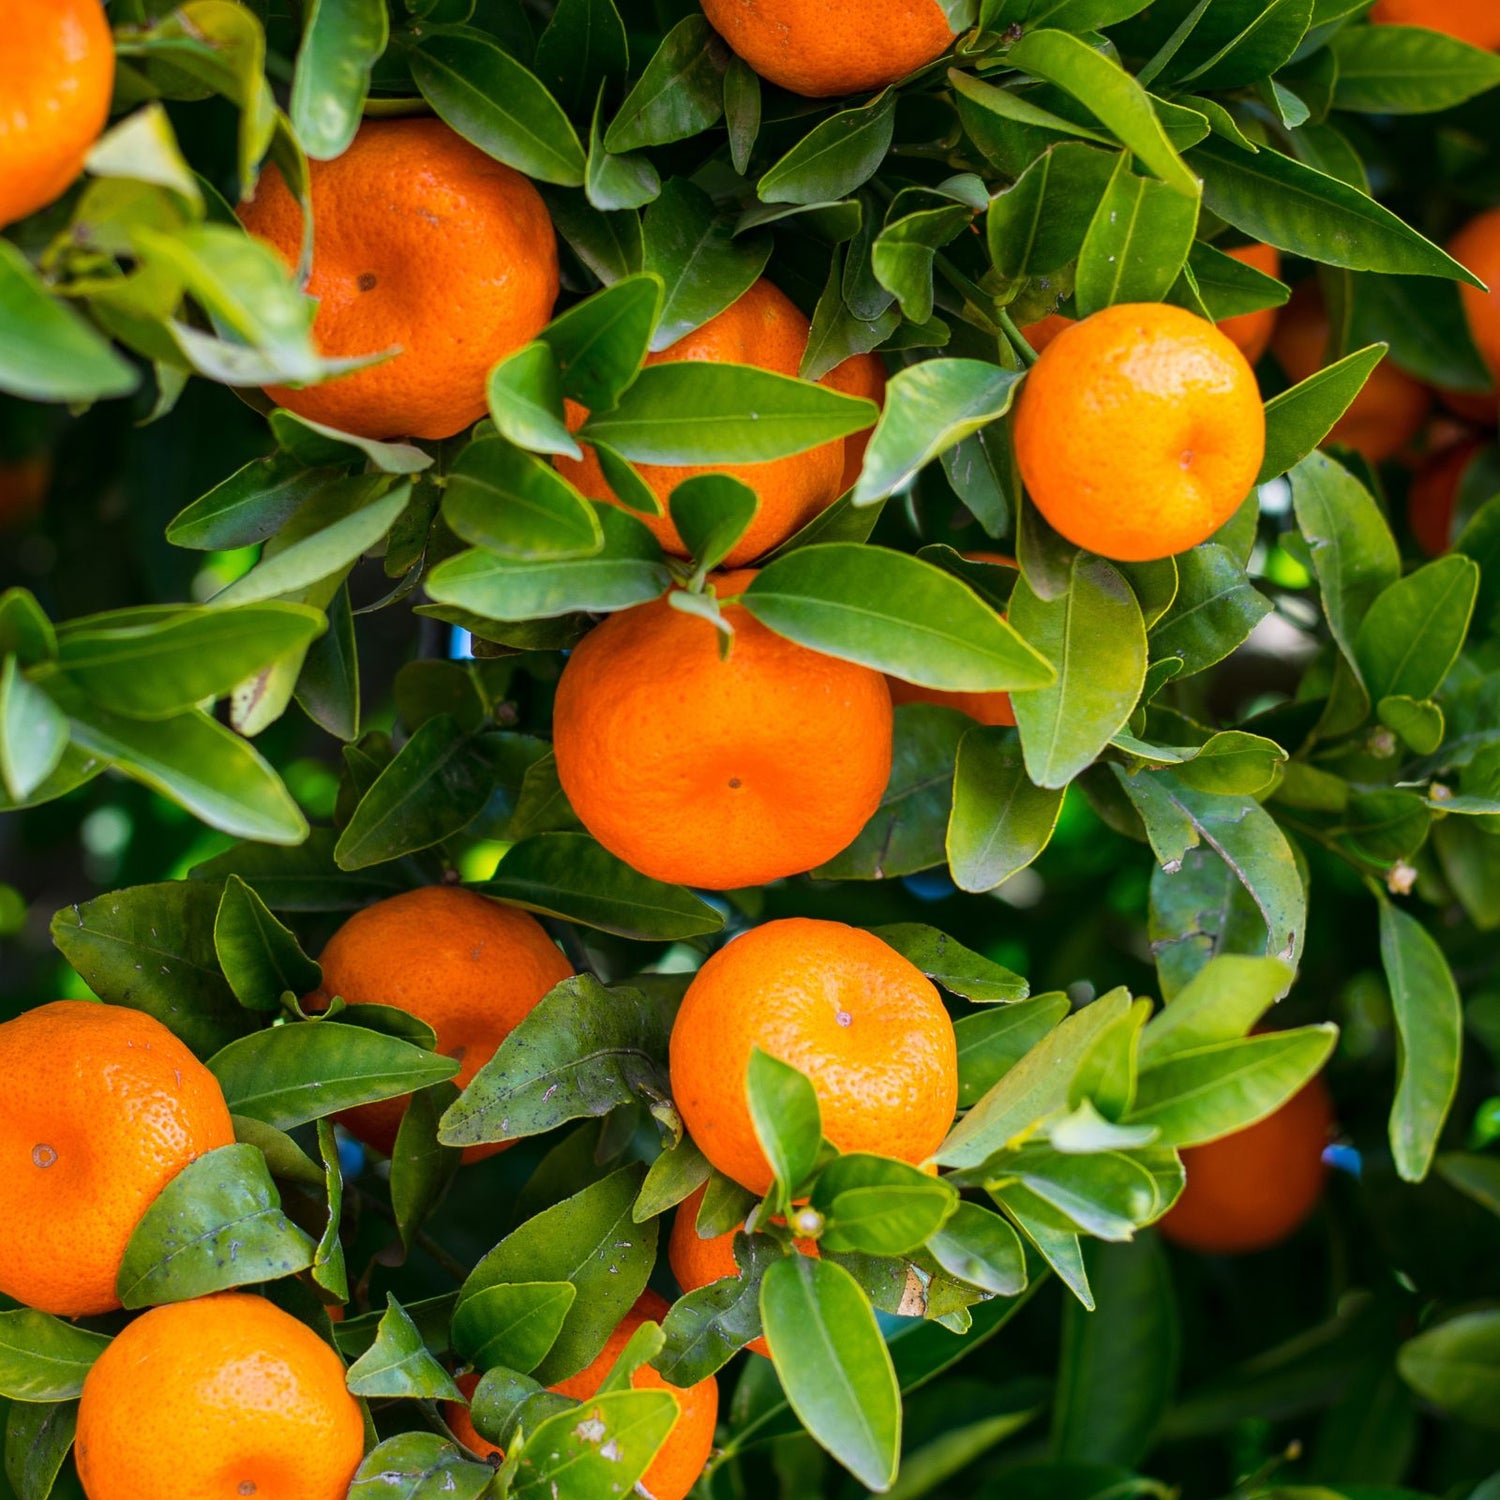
<box><xmin>700</xmin><ymin>0</ymin><xmax>955</xmax><ymax>97</ymax></box>
<box><xmin>307</xmin><ymin>886</ymin><xmax>572</xmax><ymax>1162</ymax></box>
<box><xmin>0</xmin><ymin>1000</ymin><xmax>234</xmax><ymax>1317</ymax></box>
<box><xmin>1448</xmin><ymin>209</ymin><xmax>1500</xmax><ymax>416</ymax></box>
<box><xmin>823</xmin><ymin>349</ymin><xmax>887</xmax><ymax>495</ymax></box>
<box><xmin>551</xmin><ymin>570</ymin><xmax>893</xmax><ymax>889</ymax></box>
<box><xmin>1369</xmin><ymin>0</ymin><xmax>1500</xmax><ymax>48</ymax></box>
<box><xmin>1408</xmin><ymin>437</ymin><xmax>1484</xmax><ymax>556</ymax></box>
<box><xmin>1217</xmin><ymin>242</ymin><xmax>1283</xmax><ymax>365</ymax></box>
<box><xmin>1019</xmin><ymin>312</ymin><xmax>1073</xmax><ymax>354</ymax></box>
<box><xmin>445</xmin><ymin>1291</ymin><xmax>717</xmax><ymax>1500</ymax></box>
<box><xmin>1014</xmin><ymin>302</ymin><xmax>1265</xmax><ymax>562</ymax></box>
<box><xmin>0</xmin><ymin>455</ymin><xmax>50</xmax><ymax>530</ymax></box>
<box><xmin>0</xmin><ymin>0</ymin><xmax>114</xmax><ymax>229</ymax></box>
<box><xmin>668</xmin><ymin>1184</ymin><xmax>819</xmax><ymax>1357</ymax></box>
<box><xmin>1158</xmin><ymin>1071</ymin><xmax>1334</xmax><ymax>1255</ymax></box>
<box><xmin>75</xmin><ymin>1292</ymin><xmax>365</xmax><ymax>1500</ymax></box>
<box><xmin>556</xmin><ymin>281</ymin><xmax>871</xmax><ymax>567</ymax></box>
<box><xmin>238</xmin><ymin>118</ymin><xmax>559</xmax><ymax>442</ymax></box>
<box><xmin>1271</xmin><ymin>280</ymin><xmax>1432</xmax><ymax>463</ymax></box>
<box><xmin>669</xmin><ymin>917</ymin><xmax>958</xmax><ymax>1195</ymax></box>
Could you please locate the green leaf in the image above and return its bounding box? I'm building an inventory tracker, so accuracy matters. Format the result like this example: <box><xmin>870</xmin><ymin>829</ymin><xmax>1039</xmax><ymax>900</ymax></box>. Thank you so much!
<box><xmin>442</xmin><ymin>436</ymin><xmax>602</xmax><ymax>560</ymax></box>
<box><xmin>1260</xmin><ymin>345</ymin><xmax>1389</xmax><ymax>481</ymax></box>
<box><xmin>451</xmin><ymin>1282</ymin><xmax>578</xmax><ymax>1375</ymax></box>
<box><xmin>510</xmin><ymin>1389</ymin><xmax>679</xmax><ymax>1498</ymax></box>
<box><xmin>985</xmin><ymin>141</ymin><xmax>1118</xmax><ymax>280</ymax></box>
<box><xmin>390</xmin><ymin>1081</ymin><xmax>461</xmax><ymax>1258</ymax></box>
<box><xmin>1378</xmin><ymin>899</ymin><xmax>1462</xmax><ymax>1184</ymax></box>
<box><xmin>760</xmin><ymin>1256</ymin><xmax>902</xmax><ymax>1492</ymax></box>
<box><xmin>0</xmin><ymin>1312</ymin><xmax>110</xmax><ymax>1401</ymax></box>
<box><xmin>0</xmin><ymin>241</ymin><xmax>138</xmax><ymax>403</ymax></box>
<box><xmin>956</xmin><ymin>994</ymin><xmax>1072</xmax><ymax>1108</ymax></box>
<box><xmin>116</xmin><ymin>1143</ymin><xmax>316</xmax><ymax>1306</ymax></box>
<box><xmin>1437</xmin><ymin>1153</ymin><xmax>1500</xmax><ymax>1218</ymax></box>
<box><xmin>604</xmin><ymin>15</ymin><xmax>729</xmax><ymax>153</ymax></box>
<box><xmin>460</xmin><ymin>1165</ymin><xmax>656</xmax><ymax>1384</ymax></box>
<box><xmin>0</xmin><ymin>659</ymin><xmax>68</xmax><ymax>803</ymax></box>
<box><xmin>166</xmin><ymin>455</ymin><xmax>342</xmax><ymax>552</ymax></box>
<box><xmin>747</xmin><ymin>1048</ymin><xmax>823</xmax><ymax>1208</ymax></box>
<box><xmin>1331</xmin><ymin>24</ymin><xmax>1500</xmax><ymax>115</ymax></box>
<box><xmin>1190</xmin><ymin>136</ymin><xmax>1481</xmax><ymax>284</ymax></box>
<box><xmin>1137</xmin><ymin>954</ymin><xmax>1293</xmax><ymax>1068</ymax></box>
<box><xmin>873</xmin><ymin>204</ymin><xmax>973</xmax><ymax>325</ymax></box>
<box><xmin>813</xmin><ymin>1156</ymin><xmax>958</xmax><ymax>1255</ymax></box>
<box><xmin>213</xmin><ymin>873</ymin><xmax>321</xmax><ymax>1013</ymax></box>
<box><xmin>586</xmin><ymin>93</ymin><xmax>660</xmax><ymax>213</ymax></box>
<box><xmin>1354</xmin><ymin>555</ymin><xmax>1479</xmax><ymax>706</ymax></box>
<box><xmin>1075</xmin><ymin>156</ymin><xmax>1200</xmax><ymax>316</ymax></box>
<box><xmin>745</xmin><ymin>544</ymin><xmax>1053</xmax><ymax>691</ymax></box>
<box><xmin>412</xmin><ymin>29</ymin><xmax>586</xmax><ymax>186</ymax></box>
<box><xmin>486</xmin><ymin>342</ymin><xmax>581</xmax><ymax>459</ymax></box>
<box><xmin>480</xmin><ymin>832</ymin><xmax>725</xmax><ymax>939</ymax></box>
<box><xmin>757</xmin><ymin>95</ymin><xmax>896</xmax><ymax>207</ymax></box>
<box><xmin>0</xmin><ymin>589</ymin><xmax>55</xmax><ymax>666</ymax></box>
<box><xmin>852</xmin><ymin>360</ymin><xmax>1022</xmax><ymax>505</ymax></box>
<box><xmin>1126</xmin><ymin>1026</ymin><xmax>1337</xmax><ymax>1146</ymax></box>
<box><xmin>1009</xmin><ymin>556</ymin><xmax>1147</xmax><ymax>789</ymax></box>
<box><xmin>208</xmin><ymin>1021</ymin><xmax>459</xmax><ymax>1130</ymax></box>
<box><xmin>927</xmin><ymin>1199</ymin><xmax>1029</xmax><ymax>1297</ymax></box>
<box><xmin>947</xmin><ymin>728</ymin><xmax>1067</xmax><ymax>892</ymax></box>
<box><xmin>267</xmin><ymin>411</ymin><xmax>432</xmax><ymax>475</ymax></box>
<box><xmin>1147</xmin><ymin>543</ymin><xmax>1271</xmax><ymax>680</ymax></box>
<box><xmin>334</xmin><ymin>717</ymin><xmax>500</xmax><ymax>871</ymax></box>
<box><xmin>580</xmin><ymin>363</ymin><xmax>874</xmax><ymax>464</ymax></box>
<box><xmin>344</xmin><ymin>1294</ymin><xmax>463</xmax><ymax>1401</ymax></box>
<box><xmin>4</xmin><ymin>1397</ymin><xmax>77</xmax><ymax>1500</ymax></box>
<box><xmin>540</xmin><ymin>273</ymin><xmax>662</xmax><ymax>408</ymax></box>
<box><xmin>867</xmin><ymin>922</ymin><xmax>1028</xmax><ymax>1003</ymax></box>
<box><xmin>290</xmin><ymin>0</ymin><xmax>387</xmax><ymax>160</ymax></box>
<box><xmin>533</xmin><ymin>0</ymin><xmax>630</xmax><ymax>116</ymax></box>
<box><xmin>669</xmin><ymin>474</ymin><xmax>758</xmax><ymax>573</ymax></box>
<box><xmin>347</xmin><ymin>1433</ymin><xmax>495</xmax><ymax>1500</ymax></box>
<box><xmin>440</xmin><ymin>975</ymin><xmax>675</xmax><ymax>1147</ymax></box>
<box><xmin>1397</xmin><ymin>1312</ymin><xmax>1500</xmax><ymax>1431</ymax></box>
<box><xmin>1009</xmin><ymin>29</ymin><xmax>1197</xmax><ymax>197</ymax></box>
<box><xmin>657</xmin><ymin>1233</ymin><xmax>781</xmax><ymax>1383</ymax></box>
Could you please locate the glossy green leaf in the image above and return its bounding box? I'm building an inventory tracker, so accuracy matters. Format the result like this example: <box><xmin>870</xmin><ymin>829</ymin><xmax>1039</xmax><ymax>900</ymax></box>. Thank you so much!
<box><xmin>1260</xmin><ymin>344</ymin><xmax>1389</xmax><ymax>481</ymax></box>
<box><xmin>947</xmin><ymin>728</ymin><xmax>1067</xmax><ymax>892</ymax></box>
<box><xmin>486</xmin><ymin>342</ymin><xmax>581</xmax><ymax>459</ymax></box>
<box><xmin>604</xmin><ymin>15</ymin><xmax>729</xmax><ymax>153</ymax></box>
<box><xmin>534</xmin><ymin>0</ymin><xmax>630</xmax><ymax>115</ymax></box>
<box><xmin>346</xmin><ymin>1295</ymin><xmax>463</xmax><ymax>1400</ymax></box>
<box><xmin>1148</xmin><ymin>543</ymin><xmax>1271</xmax><ymax>679</ymax></box>
<box><xmin>1331</xmin><ymin>24</ymin><xmax>1500</xmax><ymax>115</ymax></box>
<box><xmin>0</xmin><ymin>659</ymin><xmax>67</xmax><ymax>803</ymax></box>
<box><xmin>451</xmin><ymin>1282</ymin><xmax>578</xmax><ymax>1375</ymax></box>
<box><xmin>657</xmin><ymin>1233</ymin><xmax>782</xmax><ymax>1384</ymax></box>
<box><xmin>956</xmin><ymin>994</ymin><xmax>1072</xmax><ymax>1108</ymax></box>
<box><xmin>1075</xmin><ymin>156</ymin><xmax>1200</xmax><ymax>316</ymax></box>
<box><xmin>1354</xmin><ymin>555</ymin><xmax>1479</xmax><ymax>706</ymax></box>
<box><xmin>347</xmin><ymin>1433</ymin><xmax>495</xmax><ymax>1500</ymax></box>
<box><xmin>442</xmin><ymin>436</ymin><xmax>602</xmax><ymax>561</ymax></box>
<box><xmin>868</xmin><ymin>922</ymin><xmax>1028</xmax><ymax>1003</ymax></box>
<box><xmin>290</xmin><ymin>0</ymin><xmax>387</xmax><ymax>160</ymax></box>
<box><xmin>747</xmin><ymin>1048</ymin><xmax>823</xmax><ymax>1207</ymax></box>
<box><xmin>758</xmin><ymin>95</ymin><xmax>896</xmax><ymax>207</ymax></box>
<box><xmin>669</xmin><ymin>474</ymin><xmax>758</xmax><ymax>574</ymax></box>
<box><xmin>165</xmin><ymin>456</ymin><xmax>343</xmax><ymax>552</ymax></box>
<box><xmin>510</xmin><ymin>1388</ymin><xmax>678</xmax><ymax>1498</ymax></box>
<box><xmin>0</xmin><ymin>1312</ymin><xmax>110</xmax><ymax>1402</ymax></box>
<box><xmin>540</xmin><ymin>273</ymin><xmax>662</xmax><ymax>408</ymax></box>
<box><xmin>213</xmin><ymin>873</ymin><xmax>321</xmax><ymax>1013</ymax></box>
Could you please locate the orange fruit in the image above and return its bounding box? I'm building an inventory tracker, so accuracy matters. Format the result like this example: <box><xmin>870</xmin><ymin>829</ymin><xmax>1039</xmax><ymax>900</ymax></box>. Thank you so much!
<box><xmin>824</xmin><ymin>349</ymin><xmax>887</xmax><ymax>495</ymax></box>
<box><xmin>1448</xmin><ymin>209</ymin><xmax>1500</xmax><ymax>414</ymax></box>
<box><xmin>1408</xmin><ymin>437</ymin><xmax>1484</xmax><ymax>556</ymax></box>
<box><xmin>1014</xmin><ymin>302</ymin><xmax>1265</xmax><ymax>562</ymax></box>
<box><xmin>0</xmin><ymin>1000</ymin><xmax>234</xmax><ymax>1317</ymax></box>
<box><xmin>1369</xmin><ymin>0</ymin><xmax>1500</xmax><ymax>48</ymax></box>
<box><xmin>445</xmin><ymin>1291</ymin><xmax>718</xmax><ymax>1500</ymax></box>
<box><xmin>0</xmin><ymin>455</ymin><xmax>50</xmax><ymax>530</ymax></box>
<box><xmin>669</xmin><ymin>917</ymin><xmax>958</xmax><ymax>1195</ymax></box>
<box><xmin>307</xmin><ymin>886</ymin><xmax>572</xmax><ymax>1162</ymax></box>
<box><xmin>551</xmin><ymin>570</ymin><xmax>893</xmax><ymax>889</ymax></box>
<box><xmin>1019</xmin><ymin>312</ymin><xmax>1073</xmax><ymax>354</ymax></box>
<box><xmin>1158</xmin><ymin>1070</ymin><xmax>1334</xmax><ymax>1255</ymax></box>
<box><xmin>668</xmin><ymin>1184</ymin><xmax>819</xmax><ymax>1357</ymax></box>
<box><xmin>0</xmin><ymin>0</ymin><xmax>115</xmax><ymax>229</ymax></box>
<box><xmin>75</xmin><ymin>1292</ymin><xmax>365</xmax><ymax>1500</ymax></box>
<box><xmin>887</xmin><ymin>551</ymin><xmax>1017</xmax><ymax>725</ymax></box>
<box><xmin>238</xmin><ymin>118</ymin><xmax>559</xmax><ymax>442</ymax></box>
<box><xmin>556</xmin><ymin>281</ymin><xmax>871</xmax><ymax>567</ymax></box>
<box><xmin>1217</xmin><ymin>242</ymin><xmax>1283</xmax><ymax>365</ymax></box>
<box><xmin>1271</xmin><ymin>280</ymin><xmax>1432</xmax><ymax>463</ymax></box>
<box><xmin>700</xmin><ymin>0</ymin><xmax>955</xmax><ymax>97</ymax></box>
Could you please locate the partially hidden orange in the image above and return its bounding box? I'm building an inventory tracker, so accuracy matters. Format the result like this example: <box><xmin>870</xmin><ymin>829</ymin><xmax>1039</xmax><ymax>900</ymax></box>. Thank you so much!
<box><xmin>1271</xmin><ymin>279</ymin><xmax>1432</xmax><ymax>462</ymax></box>
<box><xmin>0</xmin><ymin>1000</ymin><xmax>234</xmax><ymax>1317</ymax></box>
<box><xmin>1369</xmin><ymin>0</ymin><xmax>1500</xmax><ymax>49</ymax></box>
<box><xmin>1447</xmin><ymin>208</ymin><xmax>1500</xmax><ymax>421</ymax></box>
<box><xmin>1217</xmin><ymin>241</ymin><xmax>1284</xmax><ymax>365</ymax></box>
<box><xmin>1014</xmin><ymin>302</ymin><xmax>1265</xmax><ymax>562</ymax></box>
<box><xmin>0</xmin><ymin>456</ymin><xmax>50</xmax><ymax>530</ymax></box>
<box><xmin>307</xmin><ymin>886</ymin><xmax>572</xmax><ymax>1162</ymax></box>
<box><xmin>669</xmin><ymin>917</ymin><xmax>959</xmax><ymax>1196</ymax></box>
<box><xmin>75</xmin><ymin>1292</ymin><xmax>365</xmax><ymax>1500</ymax></box>
<box><xmin>239</xmin><ymin>118</ymin><xmax>559</xmax><ymax>442</ymax></box>
<box><xmin>700</xmin><ymin>0</ymin><xmax>956</xmax><ymax>97</ymax></box>
<box><xmin>1409</xmin><ymin>437</ymin><xmax>1485</xmax><ymax>556</ymax></box>
<box><xmin>0</xmin><ymin>0</ymin><xmax>115</xmax><ymax>229</ymax></box>
<box><xmin>445</xmin><ymin>1291</ymin><xmax>717</xmax><ymax>1500</ymax></box>
<box><xmin>1158</xmin><ymin>1069</ymin><xmax>1335</xmax><ymax>1255</ymax></box>
<box><xmin>552</xmin><ymin>571</ymin><xmax>893</xmax><ymax>890</ymax></box>
<box><xmin>556</xmin><ymin>280</ymin><xmax>877</xmax><ymax>567</ymax></box>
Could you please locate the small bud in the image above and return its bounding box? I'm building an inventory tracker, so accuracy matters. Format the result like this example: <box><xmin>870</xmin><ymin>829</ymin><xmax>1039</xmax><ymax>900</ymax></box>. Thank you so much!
<box><xmin>1386</xmin><ymin>861</ymin><xmax>1418</xmax><ymax>896</ymax></box>
<box><xmin>790</xmin><ymin>1206</ymin><xmax>824</xmax><ymax>1239</ymax></box>
<box><xmin>1369</xmin><ymin>727</ymin><xmax>1398</xmax><ymax>758</ymax></box>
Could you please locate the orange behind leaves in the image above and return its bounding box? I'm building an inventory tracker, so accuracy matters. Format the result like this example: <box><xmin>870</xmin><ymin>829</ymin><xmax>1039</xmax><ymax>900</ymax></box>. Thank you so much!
<box><xmin>700</xmin><ymin>0</ymin><xmax>955</xmax><ymax>97</ymax></box>
<box><xmin>0</xmin><ymin>0</ymin><xmax>114</xmax><ymax>228</ymax></box>
<box><xmin>556</xmin><ymin>281</ymin><xmax>875</xmax><ymax>567</ymax></box>
<box><xmin>239</xmin><ymin>119</ymin><xmax>559</xmax><ymax>441</ymax></box>
<box><xmin>1158</xmin><ymin>1072</ymin><xmax>1335</xmax><ymax>1255</ymax></box>
<box><xmin>445</xmin><ymin>1292</ymin><xmax>717</xmax><ymax>1500</ymax></box>
<box><xmin>1014</xmin><ymin>302</ymin><xmax>1265</xmax><ymax>562</ymax></box>
<box><xmin>0</xmin><ymin>1000</ymin><xmax>234</xmax><ymax>1317</ymax></box>
<box><xmin>552</xmin><ymin>572</ymin><xmax>893</xmax><ymax>889</ymax></box>
<box><xmin>0</xmin><ymin>456</ymin><xmax>51</xmax><ymax>530</ymax></box>
<box><xmin>75</xmin><ymin>1293</ymin><xmax>366</xmax><ymax>1500</ymax></box>
<box><xmin>308</xmin><ymin>886</ymin><xmax>573</xmax><ymax>1162</ymax></box>
<box><xmin>1449</xmin><ymin>209</ymin><xmax>1500</xmax><ymax>411</ymax></box>
<box><xmin>669</xmin><ymin>918</ymin><xmax>959</xmax><ymax>1196</ymax></box>
<box><xmin>1217</xmin><ymin>242</ymin><xmax>1284</xmax><ymax>365</ymax></box>
<box><xmin>1271</xmin><ymin>280</ymin><xmax>1432</xmax><ymax>463</ymax></box>
<box><xmin>668</xmin><ymin>1184</ymin><xmax>819</xmax><ymax>1357</ymax></box>
<box><xmin>823</xmin><ymin>349</ymin><xmax>888</xmax><ymax>494</ymax></box>
<box><xmin>1369</xmin><ymin>0</ymin><xmax>1500</xmax><ymax>49</ymax></box>
<box><xmin>1409</xmin><ymin>438</ymin><xmax>1484</xmax><ymax>557</ymax></box>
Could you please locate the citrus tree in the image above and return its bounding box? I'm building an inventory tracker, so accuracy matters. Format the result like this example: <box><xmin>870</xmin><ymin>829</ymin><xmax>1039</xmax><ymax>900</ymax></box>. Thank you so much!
<box><xmin>2</xmin><ymin>1</ymin><xmax>1500</xmax><ymax>1498</ymax></box>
